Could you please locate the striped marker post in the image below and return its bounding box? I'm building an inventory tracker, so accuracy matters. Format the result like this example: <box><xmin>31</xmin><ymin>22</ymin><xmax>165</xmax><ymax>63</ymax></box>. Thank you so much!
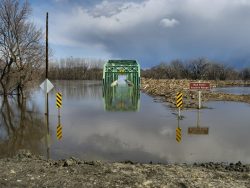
<box><xmin>56</xmin><ymin>92</ymin><xmax>62</xmax><ymax>140</ymax></box>
<box><xmin>57</xmin><ymin>124</ymin><xmax>62</xmax><ymax>140</ymax></box>
<box><xmin>176</xmin><ymin>92</ymin><xmax>183</xmax><ymax>118</ymax></box>
<box><xmin>176</xmin><ymin>127</ymin><xmax>182</xmax><ymax>143</ymax></box>
<box><xmin>56</xmin><ymin>92</ymin><xmax>62</xmax><ymax>108</ymax></box>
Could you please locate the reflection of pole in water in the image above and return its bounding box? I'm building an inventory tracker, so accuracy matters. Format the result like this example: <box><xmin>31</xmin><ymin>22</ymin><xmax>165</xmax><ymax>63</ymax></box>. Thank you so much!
<box><xmin>178</xmin><ymin>107</ymin><xmax>181</xmax><ymax>119</ymax></box>
<box><xmin>45</xmin><ymin>127</ymin><xmax>50</xmax><ymax>160</ymax></box>
<box><xmin>188</xmin><ymin>108</ymin><xmax>209</xmax><ymax>135</ymax></box>
<box><xmin>197</xmin><ymin>109</ymin><xmax>200</xmax><ymax>128</ymax></box>
<box><xmin>177</xmin><ymin>114</ymin><xmax>180</xmax><ymax>127</ymax></box>
<box><xmin>176</xmin><ymin>115</ymin><xmax>182</xmax><ymax>143</ymax></box>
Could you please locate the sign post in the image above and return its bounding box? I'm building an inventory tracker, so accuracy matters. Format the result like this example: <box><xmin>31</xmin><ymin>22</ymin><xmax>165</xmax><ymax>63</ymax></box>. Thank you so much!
<box><xmin>198</xmin><ymin>80</ymin><xmax>201</xmax><ymax>109</ymax></box>
<box><xmin>189</xmin><ymin>82</ymin><xmax>210</xmax><ymax>109</ymax></box>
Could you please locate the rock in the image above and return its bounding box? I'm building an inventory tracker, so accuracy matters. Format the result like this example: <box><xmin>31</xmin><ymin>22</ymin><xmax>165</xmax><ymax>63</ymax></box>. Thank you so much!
<box><xmin>84</xmin><ymin>161</ymin><xmax>94</xmax><ymax>165</ymax></box>
<box><xmin>236</xmin><ymin>161</ymin><xmax>242</xmax><ymax>166</ymax></box>
<box><xmin>178</xmin><ymin>182</ymin><xmax>188</xmax><ymax>188</ymax></box>
<box><xmin>16</xmin><ymin>149</ymin><xmax>32</xmax><ymax>159</ymax></box>
<box><xmin>63</xmin><ymin>159</ymin><xmax>74</xmax><ymax>167</ymax></box>
<box><xmin>123</xmin><ymin>160</ymin><xmax>134</xmax><ymax>164</ymax></box>
<box><xmin>143</xmin><ymin>180</ymin><xmax>153</xmax><ymax>186</ymax></box>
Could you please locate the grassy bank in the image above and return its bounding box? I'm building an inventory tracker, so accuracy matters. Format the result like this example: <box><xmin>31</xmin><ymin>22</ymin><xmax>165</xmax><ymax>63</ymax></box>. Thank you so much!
<box><xmin>141</xmin><ymin>78</ymin><xmax>250</xmax><ymax>108</ymax></box>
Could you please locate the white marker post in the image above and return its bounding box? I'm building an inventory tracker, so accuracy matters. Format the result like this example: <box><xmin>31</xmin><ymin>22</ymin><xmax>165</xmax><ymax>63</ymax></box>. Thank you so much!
<box><xmin>198</xmin><ymin>80</ymin><xmax>201</xmax><ymax>109</ymax></box>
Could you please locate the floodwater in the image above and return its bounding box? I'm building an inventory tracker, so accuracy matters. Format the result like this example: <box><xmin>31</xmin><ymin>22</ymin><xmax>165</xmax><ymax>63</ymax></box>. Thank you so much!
<box><xmin>212</xmin><ymin>86</ymin><xmax>250</xmax><ymax>95</ymax></box>
<box><xmin>0</xmin><ymin>81</ymin><xmax>250</xmax><ymax>164</ymax></box>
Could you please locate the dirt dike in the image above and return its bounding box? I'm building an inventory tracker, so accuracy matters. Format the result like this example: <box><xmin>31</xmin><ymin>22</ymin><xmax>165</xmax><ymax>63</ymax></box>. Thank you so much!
<box><xmin>0</xmin><ymin>150</ymin><xmax>250</xmax><ymax>188</ymax></box>
<box><xmin>141</xmin><ymin>78</ymin><xmax>250</xmax><ymax>109</ymax></box>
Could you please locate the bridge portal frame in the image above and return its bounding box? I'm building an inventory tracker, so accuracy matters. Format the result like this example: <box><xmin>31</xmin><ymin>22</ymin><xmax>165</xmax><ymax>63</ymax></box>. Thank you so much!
<box><xmin>102</xmin><ymin>60</ymin><xmax>140</xmax><ymax>87</ymax></box>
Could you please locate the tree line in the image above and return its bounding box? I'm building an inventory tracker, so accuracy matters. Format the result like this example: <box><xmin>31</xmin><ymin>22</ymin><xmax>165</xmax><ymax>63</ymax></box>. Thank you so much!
<box><xmin>141</xmin><ymin>58</ymin><xmax>250</xmax><ymax>81</ymax></box>
<box><xmin>48</xmin><ymin>58</ymin><xmax>104</xmax><ymax>80</ymax></box>
<box><xmin>49</xmin><ymin>57</ymin><xmax>250</xmax><ymax>80</ymax></box>
<box><xmin>48</xmin><ymin>57</ymin><xmax>250</xmax><ymax>81</ymax></box>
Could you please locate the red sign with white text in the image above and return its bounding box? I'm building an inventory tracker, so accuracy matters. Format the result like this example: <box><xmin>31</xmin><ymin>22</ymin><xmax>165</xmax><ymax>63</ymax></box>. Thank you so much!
<box><xmin>190</xmin><ymin>82</ymin><xmax>210</xmax><ymax>90</ymax></box>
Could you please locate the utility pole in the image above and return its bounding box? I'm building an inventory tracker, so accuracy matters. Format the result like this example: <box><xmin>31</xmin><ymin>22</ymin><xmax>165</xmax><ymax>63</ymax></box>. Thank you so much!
<box><xmin>46</xmin><ymin>12</ymin><xmax>49</xmax><ymax>132</ymax></box>
<box><xmin>46</xmin><ymin>12</ymin><xmax>48</xmax><ymax>77</ymax></box>
<box><xmin>45</xmin><ymin>12</ymin><xmax>50</xmax><ymax>159</ymax></box>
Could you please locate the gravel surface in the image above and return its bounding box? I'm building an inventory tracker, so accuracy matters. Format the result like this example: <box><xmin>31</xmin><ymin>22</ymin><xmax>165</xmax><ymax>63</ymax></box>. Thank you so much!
<box><xmin>0</xmin><ymin>151</ymin><xmax>250</xmax><ymax>188</ymax></box>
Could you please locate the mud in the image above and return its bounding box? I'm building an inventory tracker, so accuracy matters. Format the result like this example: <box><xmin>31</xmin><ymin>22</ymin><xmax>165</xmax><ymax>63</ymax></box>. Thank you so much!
<box><xmin>0</xmin><ymin>150</ymin><xmax>249</xmax><ymax>188</ymax></box>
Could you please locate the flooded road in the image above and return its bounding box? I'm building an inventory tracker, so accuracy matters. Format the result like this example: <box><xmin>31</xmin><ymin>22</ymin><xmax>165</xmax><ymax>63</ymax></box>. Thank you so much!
<box><xmin>212</xmin><ymin>86</ymin><xmax>250</xmax><ymax>95</ymax></box>
<box><xmin>0</xmin><ymin>81</ymin><xmax>250</xmax><ymax>164</ymax></box>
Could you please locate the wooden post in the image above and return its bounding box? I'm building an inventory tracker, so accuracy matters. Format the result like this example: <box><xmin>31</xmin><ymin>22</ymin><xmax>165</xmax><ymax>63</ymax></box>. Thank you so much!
<box><xmin>45</xmin><ymin>12</ymin><xmax>50</xmax><ymax>159</ymax></box>
<box><xmin>46</xmin><ymin>12</ymin><xmax>49</xmax><ymax>133</ymax></box>
<box><xmin>46</xmin><ymin>12</ymin><xmax>48</xmax><ymax>79</ymax></box>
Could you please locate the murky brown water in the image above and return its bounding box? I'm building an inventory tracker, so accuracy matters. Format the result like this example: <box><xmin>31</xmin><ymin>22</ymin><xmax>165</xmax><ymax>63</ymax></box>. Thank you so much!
<box><xmin>0</xmin><ymin>81</ymin><xmax>250</xmax><ymax>163</ymax></box>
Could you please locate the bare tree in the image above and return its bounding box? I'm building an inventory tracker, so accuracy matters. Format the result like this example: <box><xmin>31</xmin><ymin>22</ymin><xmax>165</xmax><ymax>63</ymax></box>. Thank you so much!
<box><xmin>187</xmin><ymin>58</ymin><xmax>208</xmax><ymax>80</ymax></box>
<box><xmin>0</xmin><ymin>0</ymin><xmax>45</xmax><ymax>97</ymax></box>
<box><xmin>169</xmin><ymin>59</ymin><xmax>185</xmax><ymax>79</ymax></box>
<box><xmin>240</xmin><ymin>68</ymin><xmax>250</xmax><ymax>81</ymax></box>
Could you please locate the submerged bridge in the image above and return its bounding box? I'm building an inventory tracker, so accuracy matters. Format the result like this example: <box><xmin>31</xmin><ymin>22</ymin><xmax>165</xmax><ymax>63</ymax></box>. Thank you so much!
<box><xmin>102</xmin><ymin>60</ymin><xmax>140</xmax><ymax>88</ymax></box>
<box><xmin>102</xmin><ymin>60</ymin><xmax>140</xmax><ymax>111</ymax></box>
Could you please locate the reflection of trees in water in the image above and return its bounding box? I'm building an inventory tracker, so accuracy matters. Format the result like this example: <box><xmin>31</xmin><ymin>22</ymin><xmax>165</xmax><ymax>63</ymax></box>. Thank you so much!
<box><xmin>53</xmin><ymin>80</ymin><xmax>102</xmax><ymax>99</ymax></box>
<box><xmin>0</xmin><ymin>96</ymin><xmax>45</xmax><ymax>158</ymax></box>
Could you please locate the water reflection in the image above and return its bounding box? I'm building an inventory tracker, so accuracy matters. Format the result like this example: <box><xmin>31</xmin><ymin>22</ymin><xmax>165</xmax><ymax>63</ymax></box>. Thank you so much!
<box><xmin>188</xmin><ymin>109</ymin><xmax>209</xmax><ymax>135</ymax></box>
<box><xmin>212</xmin><ymin>86</ymin><xmax>250</xmax><ymax>95</ymax></box>
<box><xmin>1</xmin><ymin>81</ymin><xmax>250</xmax><ymax>164</ymax></box>
<box><xmin>53</xmin><ymin>80</ymin><xmax>102</xmax><ymax>99</ymax></box>
<box><xmin>102</xmin><ymin>84</ymin><xmax>140</xmax><ymax>111</ymax></box>
<box><xmin>0</xmin><ymin>97</ymin><xmax>46</xmax><ymax>158</ymax></box>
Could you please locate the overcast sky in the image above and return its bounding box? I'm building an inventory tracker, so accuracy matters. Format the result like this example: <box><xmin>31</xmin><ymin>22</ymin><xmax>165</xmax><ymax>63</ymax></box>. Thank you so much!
<box><xmin>29</xmin><ymin>0</ymin><xmax>250</xmax><ymax>68</ymax></box>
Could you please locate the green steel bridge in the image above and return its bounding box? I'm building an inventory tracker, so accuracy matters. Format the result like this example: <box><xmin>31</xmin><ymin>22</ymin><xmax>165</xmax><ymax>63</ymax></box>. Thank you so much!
<box><xmin>102</xmin><ymin>60</ymin><xmax>140</xmax><ymax>88</ymax></box>
<box><xmin>102</xmin><ymin>60</ymin><xmax>140</xmax><ymax>111</ymax></box>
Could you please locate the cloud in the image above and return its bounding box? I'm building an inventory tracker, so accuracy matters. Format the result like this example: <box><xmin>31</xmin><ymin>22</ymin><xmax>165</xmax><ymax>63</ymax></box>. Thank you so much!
<box><xmin>32</xmin><ymin>0</ymin><xmax>250</xmax><ymax>67</ymax></box>
<box><xmin>160</xmin><ymin>18</ymin><xmax>179</xmax><ymax>28</ymax></box>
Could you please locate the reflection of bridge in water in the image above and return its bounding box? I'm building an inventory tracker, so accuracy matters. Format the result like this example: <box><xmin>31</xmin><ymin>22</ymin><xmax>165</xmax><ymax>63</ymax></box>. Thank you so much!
<box><xmin>102</xmin><ymin>60</ymin><xmax>140</xmax><ymax>111</ymax></box>
<box><xmin>103</xmin><ymin>85</ymin><xmax>140</xmax><ymax>111</ymax></box>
